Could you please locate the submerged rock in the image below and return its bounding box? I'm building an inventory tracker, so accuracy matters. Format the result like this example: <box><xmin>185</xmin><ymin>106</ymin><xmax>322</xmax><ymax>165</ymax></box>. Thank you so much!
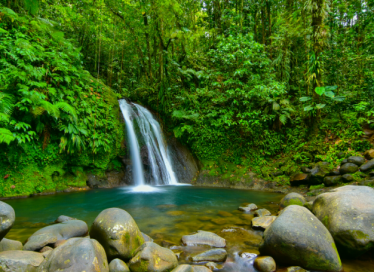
<box><xmin>340</xmin><ymin>163</ymin><xmax>359</xmax><ymax>174</ymax></box>
<box><xmin>24</xmin><ymin>220</ymin><xmax>88</xmax><ymax>251</ymax></box>
<box><xmin>182</xmin><ymin>230</ymin><xmax>226</xmax><ymax>248</ymax></box>
<box><xmin>254</xmin><ymin>256</ymin><xmax>276</xmax><ymax>272</ymax></box>
<box><xmin>191</xmin><ymin>248</ymin><xmax>227</xmax><ymax>262</ymax></box>
<box><xmin>0</xmin><ymin>250</ymin><xmax>44</xmax><ymax>272</ymax></box>
<box><xmin>109</xmin><ymin>258</ymin><xmax>130</xmax><ymax>272</ymax></box>
<box><xmin>37</xmin><ymin>237</ymin><xmax>108</xmax><ymax>272</ymax></box>
<box><xmin>129</xmin><ymin>242</ymin><xmax>178</xmax><ymax>272</ymax></box>
<box><xmin>279</xmin><ymin>193</ymin><xmax>306</xmax><ymax>209</ymax></box>
<box><xmin>0</xmin><ymin>238</ymin><xmax>23</xmax><ymax>251</ymax></box>
<box><xmin>252</xmin><ymin>216</ymin><xmax>276</xmax><ymax>230</ymax></box>
<box><xmin>260</xmin><ymin>205</ymin><xmax>342</xmax><ymax>271</ymax></box>
<box><xmin>254</xmin><ymin>209</ymin><xmax>271</xmax><ymax>217</ymax></box>
<box><xmin>312</xmin><ymin>185</ymin><xmax>374</xmax><ymax>255</ymax></box>
<box><xmin>90</xmin><ymin>208</ymin><xmax>144</xmax><ymax>261</ymax></box>
<box><xmin>0</xmin><ymin>201</ymin><xmax>15</xmax><ymax>241</ymax></box>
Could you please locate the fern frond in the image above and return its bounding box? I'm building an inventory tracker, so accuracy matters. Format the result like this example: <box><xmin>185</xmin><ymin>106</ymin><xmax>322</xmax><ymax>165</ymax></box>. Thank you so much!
<box><xmin>0</xmin><ymin>128</ymin><xmax>15</xmax><ymax>145</ymax></box>
<box><xmin>55</xmin><ymin>102</ymin><xmax>77</xmax><ymax>122</ymax></box>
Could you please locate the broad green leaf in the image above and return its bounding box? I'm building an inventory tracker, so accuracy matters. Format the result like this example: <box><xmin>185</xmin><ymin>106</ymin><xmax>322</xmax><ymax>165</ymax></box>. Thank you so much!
<box><xmin>324</xmin><ymin>91</ymin><xmax>335</xmax><ymax>98</ymax></box>
<box><xmin>316</xmin><ymin>104</ymin><xmax>326</xmax><ymax>109</ymax></box>
<box><xmin>300</xmin><ymin>97</ymin><xmax>312</xmax><ymax>102</ymax></box>
<box><xmin>304</xmin><ymin>105</ymin><xmax>314</xmax><ymax>111</ymax></box>
<box><xmin>315</xmin><ymin>87</ymin><xmax>325</xmax><ymax>96</ymax></box>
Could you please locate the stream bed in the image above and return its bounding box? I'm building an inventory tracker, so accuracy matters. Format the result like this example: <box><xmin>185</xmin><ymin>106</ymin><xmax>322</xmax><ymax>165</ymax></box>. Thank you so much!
<box><xmin>3</xmin><ymin>185</ymin><xmax>373</xmax><ymax>271</ymax></box>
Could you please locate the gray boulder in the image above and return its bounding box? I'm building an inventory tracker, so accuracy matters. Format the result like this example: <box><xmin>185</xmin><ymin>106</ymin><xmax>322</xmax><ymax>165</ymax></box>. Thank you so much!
<box><xmin>312</xmin><ymin>185</ymin><xmax>374</xmax><ymax>255</ymax></box>
<box><xmin>109</xmin><ymin>258</ymin><xmax>130</xmax><ymax>272</ymax></box>
<box><xmin>254</xmin><ymin>256</ymin><xmax>276</xmax><ymax>272</ymax></box>
<box><xmin>340</xmin><ymin>163</ymin><xmax>359</xmax><ymax>174</ymax></box>
<box><xmin>129</xmin><ymin>242</ymin><xmax>178</xmax><ymax>272</ymax></box>
<box><xmin>360</xmin><ymin>159</ymin><xmax>374</xmax><ymax>172</ymax></box>
<box><xmin>0</xmin><ymin>238</ymin><xmax>23</xmax><ymax>251</ymax></box>
<box><xmin>0</xmin><ymin>250</ymin><xmax>44</xmax><ymax>272</ymax></box>
<box><xmin>280</xmin><ymin>193</ymin><xmax>306</xmax><ymax>209</ymax></box>
<box><xmin>90</xmin><ymin>208</ymin><xmax>144</xmax><ymax>261</ymax></box>
<box><xmin>24</xmin><ymin>220</ymin><xmax>88</xmax><ymax>251</ymax></box>
<box><xmin>37</xmin><ymin>237</ymin><xmax>108</xmax><ymax>272</ymax></box>
<box><xmin>0</xmin><ymin>201</ymin><xmax>15</xmax><ymax>241</ymax></box>
<box><xmin>347</xmin><ymin>156</ymin><xmax>365</xmax><ymax>166</ymax></box>
<box><xmin>323</xmin><ymin>175</ymin><xmax>341</xmax><ymax>187</ymax></box>
<box><xmin>191</xmin><ymin>248</ymin><xmax>227</xmax><ymax>262</ymax></box>
<box><xmin>182</xmin><ymin>230</ymin><xmax>225</xmax><ymax>247</ymax></box>
<box><xmin>260</xmin><ymin>205</ymin><xmax>342</xmax><ymax>271</ymax></box>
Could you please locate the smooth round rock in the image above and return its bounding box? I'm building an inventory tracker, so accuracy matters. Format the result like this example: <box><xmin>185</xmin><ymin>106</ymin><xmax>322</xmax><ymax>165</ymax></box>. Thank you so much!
<box><xmin>254</xmin><ymin>256</ymin><xmax>276</xmax><ymax>272</ymax></box>
<box><xmin>347</xmin><ymin>156</ymin><xmax>365</xmax><ymax>166</ymax></box>
<box><xmin>90</xmin><ymin>208</ymin><xmax>144</xmax><ymax>261</ymax></box>
<box><xmin>280</xmin><ymin>193</ymin><xmax>306</xmax><ymax>209</ymax></box>
<box><xmin>341</xmin><ymin>174</ymin><xmax>354</xmax><ymax>183</ymax></box>
<box><xmin>55</xmin><ymin>215</ymin><xmax>76</xmax><ymax>223</ymax></box>
<box><xmin>0</xmin><ymin>201</ymin><xmax>15</xmax><ymax>241</ymax></box>
<box><xmin>37</xmin><ymin>238</ymin><xmax>109</xmax><ymax>272</ymax></box>
<box><xmin>129</xmin><ymin>242</ymin><xmax>178</xmax><ymax>272</ymax></box>
<box><xmin>191</xmin><ymin>248</ymin><xmax>227</xmax><ymax>262</ymax></box>
<box><xmin>255</xmin><ymin>209</ymin><xmax>271</xmax><ymax>217</ymax></box>
<box><xmin>0</xmin><ymin>250</ymin><xmax>43</xmax><ymax>272</ymax></box>
<box><xmin>109</xmin><ymin>258</ymin><xmax>130</xmax><ymax>272</ymax></box>
<box><xmin>324</xmin><ymin>175</ymin><xmax>341</xmax><ymax>187</ymax></box>
<box><xmin>182</xmin><ymin>230</ymin><xmax>225</xmax><ymax>247</ymax></box>
<box><xmin>252</xmin><ymin>216</ymin><xmax>277</xmax><ymax>229</ymax></box>
<box><xmin>360</xmin><ymin>159</ymin><xmax>374</xmax><ymax>172</ymax></box>
<box><xmin>238</xmin><ymin>203</ymin><xmax>257</xmax><ymax>212</ymax></box>
<box><xmin>312</xmin><ymin>185</ymin><xmax>374</xmax><ymax>255</ymax></box>
<box><xmin>24</xmin><ymin>220</ymin><xmax>88</xmax><ymax>251</ymax></box>
<box><xmin>172</xmin><ymin>264</ymin><xmax>193</xmax><ymax>272</ymax></box>
<box><xmin>290</xmin><ymin>173</ymin><xmax>309</xmax><ymax>186</ymax></box>
<box><xmin>260</xmin><ymin>205</ymin><xmax>342</xmax><ymax>271</ymax></box>
<box><xmin>303</xmin><ymin>201</ymin><xmax>313</xmax><ymax>211</ymax></box>
<box><xmin>0</xmin><ymin>238</ymin><xmax>23</xmax><ymax>251</ymax></box>
<box><xmin>340</xmin><ymin>163</ymin><xmax>359</xmax><ymax>174</ymax></box>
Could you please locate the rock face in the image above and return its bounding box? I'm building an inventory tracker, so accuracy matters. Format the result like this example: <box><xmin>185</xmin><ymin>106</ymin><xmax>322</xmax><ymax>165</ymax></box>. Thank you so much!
<box><xmin>0</xmin><ymin>238</ymin><xmax>23</xmax><ymax>252</ymax></box>
<box><xmin>290</xmin><ymin>173</ymin><xmax>309</xmax><ymax>186</ymax></box>
<box><xmin>0</xmin><ymin>250</ymin><xmax>44</xmax><ymax>272</ymax></box>
<box><xmin>254</xmin><ymin>256</ymin><xmax>276</xmax><ymax>272</ymax></box>
<box><xmin>347</xmin><ymin>156</ymin><xmax>365</xmax><ymax>166</ymax></box>
<box><xmin>37</xmin><ymin>238</ymin><xmax>109</xmax><ymax>272</ymax></box>
<box><xmin>252</xmin><ymin>216</ymin><xmax>277</xmax><ymax>230</ymax></box>
<box><xmin>340</xmin><ymin>163</ymin><xmax>359</xmax><ymax>174</ymax></box>
<box><xmin>260</xmin><ymin>205</ymin><xmax>342</xmax><ymax>272</ymax></box>
<box><xmin>87</xmin><ymin>171</ymin><xmax>126</xmax><ymax>188</ymax></box>
<box><xmin>129</xmin><ymin>242</ymin><xmax>178</xmax><ymax>272</ymax></box>
<box><xmin>109</xmin><ymin>258</ymin><xmax>130</xmax><ymax>272</ymax></box>
<box><xmin>360</xmin><ymin>159</ymin><xmax>374</xmax><ymax>172</ymax></box>
<box><xmin>279</xmin><ymin>193</ymin><xmax>306</xmax><ymax>209</ymax></box>
<box><xmin>312</xmin><ymin>185</ymin><xmax>374</xmax><ymax>255</ymax></box>
<box><xmin>0</xmin><ymin>201</ymin><xmax>15</xmax><ymax>241</ymax></box>
<box><xmin>90</xmin><ymin>208</ymin><xmax>144</xmax><ymax>261</ymax></box>
<box><xmin>324</xmin><ymin>175</ymin><xmax>341</xmax><ymax>187</ymax></box>
<box><xmin>191</xmin><ymin>248</ymin><xmax>227</xmax><ymax>262</ymax></box>
<box><xmin>24</xmin><ymin>220</ymin><xmax>88</xmax><ymax>251</ymax></box>
<box><xmin>182</xmin><ymin>230</ymin><xmax>226</xmax><ymax>247</ymax></box>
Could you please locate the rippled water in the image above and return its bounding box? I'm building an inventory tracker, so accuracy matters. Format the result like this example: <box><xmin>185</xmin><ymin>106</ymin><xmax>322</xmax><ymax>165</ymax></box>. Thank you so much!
<box><xmin>3</xmin><ymin>185</ymin><xmax>373</xmax><ymax>271</ymax></box>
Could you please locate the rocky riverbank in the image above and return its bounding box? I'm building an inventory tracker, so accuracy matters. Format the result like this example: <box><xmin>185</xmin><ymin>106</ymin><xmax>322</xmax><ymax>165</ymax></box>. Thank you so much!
<box><xmin>0</xmin><ymin>185</ymin><xmax>373</xmax><ymax>271</ymax></box>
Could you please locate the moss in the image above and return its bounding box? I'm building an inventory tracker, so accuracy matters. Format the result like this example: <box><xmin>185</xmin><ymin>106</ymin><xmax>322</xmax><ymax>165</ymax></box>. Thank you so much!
<box><xmin>352</xmin><ymin>230</ymin><xmax>369</xmax><ymax>241</ymax></box>
<box><xmin>322</xmin><ymin>215</ymin><xmax>329</xmax><ymax>228</ymax></box>
<box><xmin>288</xmin><ymin>199</ymin><xmax>304</xmax><ymax>206</ymax></box>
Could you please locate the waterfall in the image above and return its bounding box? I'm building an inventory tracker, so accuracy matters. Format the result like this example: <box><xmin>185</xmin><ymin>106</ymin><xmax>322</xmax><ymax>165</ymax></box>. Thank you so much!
<box><xmin>119</xmin><ymin>99</ymin><xmax>178</xmax><ymax>186</ymax></box>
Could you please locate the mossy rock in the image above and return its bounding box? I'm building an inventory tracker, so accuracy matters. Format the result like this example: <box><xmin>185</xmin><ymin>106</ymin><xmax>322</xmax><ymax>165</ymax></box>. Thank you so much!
<box><xmin>260</xmin><ymin>205</ymin><xmax>342</xmax><ymax>272</ymax></box>
<box><xmin>280</xmin><ymin>193</ymin><xmax>306</xmax><ymax>209</ymax></box>
<box><xmin>312</xmin><ymin>185</ymin><xmax>374</xmax><ymax>255</ymax></box>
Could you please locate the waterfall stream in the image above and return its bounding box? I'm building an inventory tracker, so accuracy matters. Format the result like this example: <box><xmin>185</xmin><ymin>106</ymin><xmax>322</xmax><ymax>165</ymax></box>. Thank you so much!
<box><xmin>119</xmin><ymin>99</ymin><xmax>178</xmax><ymax>187</ymax></box>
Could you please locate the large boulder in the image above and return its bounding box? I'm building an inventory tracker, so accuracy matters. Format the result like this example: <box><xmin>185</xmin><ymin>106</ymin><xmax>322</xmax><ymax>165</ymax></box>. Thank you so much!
<box><xmin>360</xmin><ymin>159</ymin><xmax>374</xmax><ymax>172</ymax></box>
<box><xmin>182</xmin><ymin>230</ymin><xmax>225</xmax><ymax>247</ymax></box>
<box><xmin>312</xmin><ymin>185</ymin><xmax>374</xmax><ymax>255</ymax></box>
<box><xmin>0</xmin><ymin>250</ymin><xmax>44</xmax><ymax>272</ymax></box>
<box><xmin>279</xmin><ymin>193</ymin><xmax>306</xmax><ymax>209</ymax></box>
<box><xmin>24</xmin><ymin>220</ymin><xmax>88</xmax><ymax>251</ymax></box>
<box><xmin>90</xmin><ymin>208</ymin><xmax>144</xmax><ymax>261</ymax></box>
<box><xmin>0</xmin><ymin>238</ymin><xmax>23</xmax><ymax>251</ymax></box>
<box><xmin>347</xmin><ymin>156</ymin><xmax>365</xmax><ymax>166</ymax></box>
<box><xmin>0</xmin><ymin>201</ymin><xmax>15</xmax><ymax>241</ymax></box>
<box><xmin>260</xmin><ymin>205</ymin><xmax>342</xmax><ymax>271</ymax></box>
<box><xmin>37</xmin><ymin>238</ymin><xmax>109</xmax><ymax>272</ymax></box>
<box><xmin>128</xmin><ymin>242</ymin><xmax>178</xmax><ymax>272</ymax></box>
<box><xmin>340</xmin><ymin>163</ymin><xmax>359</xmax><ymax>174</ymax></box>
<box><xmin>109</xmin><ymin>258</ymin><xmax>130</xmax><ymax>272</ymax></box>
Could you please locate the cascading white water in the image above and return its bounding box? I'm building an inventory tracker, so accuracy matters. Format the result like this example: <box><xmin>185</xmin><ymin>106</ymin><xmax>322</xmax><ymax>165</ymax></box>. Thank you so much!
<box><xmin>119</xmin><ymin>99</ymin><xmax>178</xmax><ymax>187</ymax></box>
<box><xmin>119</xmin><ymin>100</ymin><xmax>146</xmax><ymax>186</ymax></box>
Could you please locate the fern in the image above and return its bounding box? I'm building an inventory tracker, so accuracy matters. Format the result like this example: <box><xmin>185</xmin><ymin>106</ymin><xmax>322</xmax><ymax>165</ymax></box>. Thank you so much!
<box><xmin>0</xmin><ymin>128</ymin><xmax>15</xmax><ymax>144</ymax></box>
